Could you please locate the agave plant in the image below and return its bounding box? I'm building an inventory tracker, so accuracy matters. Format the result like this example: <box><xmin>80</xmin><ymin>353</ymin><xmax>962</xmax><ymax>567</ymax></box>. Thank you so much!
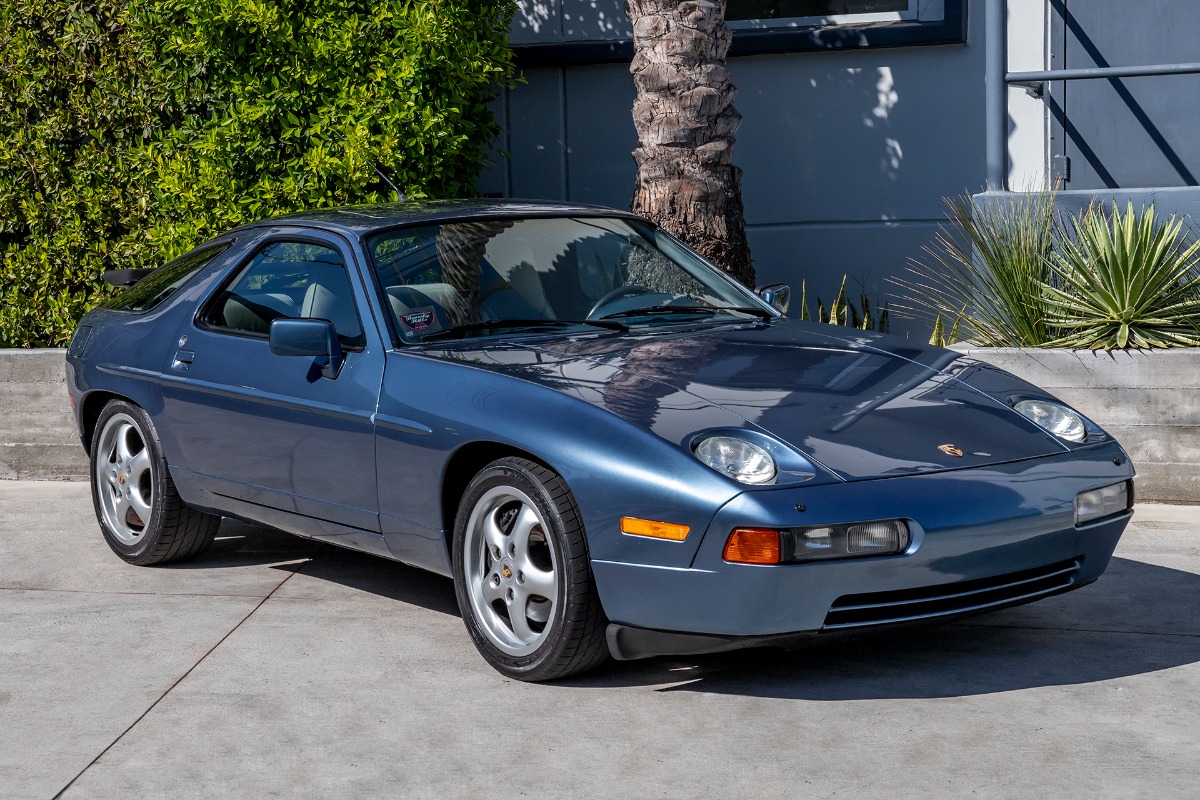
<box><xmin>1043</xmin><ymin>203</ymin><xmax>1200</xmax><ymax>349</ymax></box>
<box><xmin>893</xmin><ymin>191</ymin><xmax>1058</xmax><ymax>346</ymax></box>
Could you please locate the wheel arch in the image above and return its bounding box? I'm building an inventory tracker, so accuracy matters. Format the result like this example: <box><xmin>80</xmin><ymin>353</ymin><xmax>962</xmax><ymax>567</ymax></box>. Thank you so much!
<box><xmin>440</xmin><ymin>441</ymin><xmax>558</xmax><ymax>543</ymax></box>
<box><xmin>79</xmin><ymin>390</ymin><xmax>135</xmax><ymax>452</ymax></box>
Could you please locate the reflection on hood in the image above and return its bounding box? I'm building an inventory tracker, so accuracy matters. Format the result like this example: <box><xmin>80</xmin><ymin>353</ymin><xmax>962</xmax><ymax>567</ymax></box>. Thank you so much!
<box><xmin>428</xmin><ymin>320</ymin><xmax>1067</xmax><ymax>481</ymax></box>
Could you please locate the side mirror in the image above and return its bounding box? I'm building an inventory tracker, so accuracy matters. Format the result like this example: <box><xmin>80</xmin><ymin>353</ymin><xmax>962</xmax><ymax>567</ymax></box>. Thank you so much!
<box><xmin>269</xmin><ymin>318</ymin><xmax>343</xmax><ymax>379</ymax></box>
<box><xmin>757</xmin><ymin>284</ymin><xmax>791</xmax><ymax>315</ymax></box>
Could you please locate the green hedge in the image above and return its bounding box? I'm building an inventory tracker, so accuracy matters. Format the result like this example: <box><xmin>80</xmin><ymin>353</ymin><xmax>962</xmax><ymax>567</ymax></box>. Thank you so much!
<box><xmin>0</xmin><ymin>0</ymin><xmax>515</xmax><ymax>346</ymax></box>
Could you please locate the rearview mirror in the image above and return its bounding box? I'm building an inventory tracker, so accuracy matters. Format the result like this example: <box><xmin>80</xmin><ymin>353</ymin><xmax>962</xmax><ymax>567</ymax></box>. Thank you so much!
<box><xmin>757</xmin><ymin>284</ymin><xmax>791</xmax><ymax>315</ymax></box>
<box><xmin>269</xmin><ymin>318</ymin><xmax>343</xmax><ymax>379</ymax></box>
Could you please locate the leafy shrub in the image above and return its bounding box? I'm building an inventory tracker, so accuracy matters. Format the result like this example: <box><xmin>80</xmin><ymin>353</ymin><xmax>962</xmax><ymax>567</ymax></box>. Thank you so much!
<box><xmin>0</xmin><ymin>0</ymin><xmax>515</xmax><ymax>346</ymax></box>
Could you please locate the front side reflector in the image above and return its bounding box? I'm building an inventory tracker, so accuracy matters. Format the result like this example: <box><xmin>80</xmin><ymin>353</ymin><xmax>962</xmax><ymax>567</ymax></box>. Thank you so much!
<box><xmin>723</xmin><ymin>528</ymin><xmax>781</xmax><ymax>564</ymax></box>
<box><xmin>621</xmin><ymin>516</ymin><xmax>690</xmax><ymax>541</ymax></box>
<box><xmin>1075</xmin><ymin>481</ymin><xmax>1130</xmax><ymax>525</ymax></box>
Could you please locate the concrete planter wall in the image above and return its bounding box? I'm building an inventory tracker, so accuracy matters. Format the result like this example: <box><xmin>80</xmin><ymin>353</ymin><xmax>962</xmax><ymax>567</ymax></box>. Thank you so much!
<box><xmin>2</xmin><ymin>347</ymin><xmax>1196</xmax><ymax>502</ymax></box>
<box><xmin>952</xmin><ymin>346</ymin><xmax>1200</xmax><ymax>504</ymax></box>
<box><xmin>0</xmin><ymin>349</ymin><xmax>86</xmax><ymax>480</ymax></box>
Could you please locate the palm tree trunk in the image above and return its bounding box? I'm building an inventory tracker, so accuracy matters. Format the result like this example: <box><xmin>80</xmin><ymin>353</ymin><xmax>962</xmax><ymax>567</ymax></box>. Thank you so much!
<box><xmin>626</xmin><ymin>0</ymin><xmax>755</xmax><ymax>287</ymax></box>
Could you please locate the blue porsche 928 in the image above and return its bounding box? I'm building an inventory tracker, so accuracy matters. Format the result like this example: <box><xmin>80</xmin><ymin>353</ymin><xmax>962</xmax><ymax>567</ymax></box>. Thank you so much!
<box><xmin>66</xmin><ymin>200</ymin><xmax>1135</xmax><ymax>680</ymax></box>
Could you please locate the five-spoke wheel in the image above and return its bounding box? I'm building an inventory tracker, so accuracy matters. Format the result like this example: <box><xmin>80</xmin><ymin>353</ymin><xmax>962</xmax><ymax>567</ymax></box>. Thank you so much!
<box><xmin>89</xmin><ymin>400</ymin><xmax>220</xmax><ymax>565</ymax></box>
<box><xmin>453</xmin><ymin>457</ymin><xmax>609</xmax><ymax>680</ymax></box>
<box><xmin>95</xmin><ymin>412</ymin><xmax>155</xmax><ymax>544</ymax></box>
<box><xmin>463</xmin><ymin>486</ymin><xmax>559</xmax><ymax>656</ymax></box>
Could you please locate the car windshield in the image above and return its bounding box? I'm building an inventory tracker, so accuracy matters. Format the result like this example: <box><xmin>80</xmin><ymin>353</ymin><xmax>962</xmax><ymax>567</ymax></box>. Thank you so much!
<box><xmin>366</xmin><ymin>216</ymin><xmax>769</xmax><ymax>344</ymax></box>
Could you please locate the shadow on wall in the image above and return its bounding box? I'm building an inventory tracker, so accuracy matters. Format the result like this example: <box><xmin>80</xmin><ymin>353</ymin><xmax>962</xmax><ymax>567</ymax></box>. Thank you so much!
<box><xmin>740</xmin><ymin>61</ymin><xmax>935</xmax><ymax>337</ymax></box>
<box><xmin>513</xmin><ymin>1</ymin><xmax>630</xmax><ymax>40</ymax></box>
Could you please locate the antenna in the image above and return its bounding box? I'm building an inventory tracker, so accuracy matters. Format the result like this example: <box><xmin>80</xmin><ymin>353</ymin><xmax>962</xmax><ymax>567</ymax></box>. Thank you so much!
<box><xmin>332</xmin><ymin>129</ymin><xmax>406</xmax><ymax>202</ymax></box>
<box><xmin>371</xmin><ymin>162</ymin><xmax>406</xmax><ymax>203</ymax></box>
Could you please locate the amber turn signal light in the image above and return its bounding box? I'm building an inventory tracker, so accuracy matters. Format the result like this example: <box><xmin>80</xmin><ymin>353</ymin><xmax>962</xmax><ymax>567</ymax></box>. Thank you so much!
<box><xmin>723</xmin><ymin>528</ymin><xmax>781</xmax><ymax>564</ymax></box>
<box><xmin>620</xmin><ymin>517</ymin><xmax>691</xmax><ymax>541</ymax></box>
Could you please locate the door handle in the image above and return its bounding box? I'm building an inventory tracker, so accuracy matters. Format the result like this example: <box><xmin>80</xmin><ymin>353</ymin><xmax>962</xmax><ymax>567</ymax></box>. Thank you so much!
<box><xmin>171</xmin><ymin>350</ymin><xmax>195</xmax><ymax>371</ymax></box>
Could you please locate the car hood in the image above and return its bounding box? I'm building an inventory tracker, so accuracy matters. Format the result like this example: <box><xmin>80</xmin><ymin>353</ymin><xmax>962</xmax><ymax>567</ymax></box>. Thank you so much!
<box><xmin>428</xmin><ymin>320</ymin><xmax>1069</xmax><ymax>482</ymax></box>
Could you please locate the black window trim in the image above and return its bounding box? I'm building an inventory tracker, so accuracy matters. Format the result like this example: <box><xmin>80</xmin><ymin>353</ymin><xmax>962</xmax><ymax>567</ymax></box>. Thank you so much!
<box><xmin>510</xmin><ymin>0</ymin><xmax>966</xmax><ymax>68</ymax></box>
<box><xmin>195</xmin><ymin>233</ymin><xmax>368</xmax><ymax>352</ymax></box>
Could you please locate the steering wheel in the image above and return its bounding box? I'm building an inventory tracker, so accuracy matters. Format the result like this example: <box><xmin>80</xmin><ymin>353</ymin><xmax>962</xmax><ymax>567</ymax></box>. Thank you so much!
<box><xmin>587</xmin><ymin>285</ymin><xmax>652</xmax><ymax>318</ymax></box>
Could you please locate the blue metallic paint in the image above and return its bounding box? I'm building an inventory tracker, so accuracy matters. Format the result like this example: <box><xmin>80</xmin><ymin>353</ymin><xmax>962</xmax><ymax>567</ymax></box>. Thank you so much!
<box><xmin>67</xmin><ymin>201</ymin><xmax>1135</xmax><ymax>654</ymax></box>
<box><xmin>595</xmin><ymin>441</ymin><xmax>1131</xmax><ymax>636</ymax></box>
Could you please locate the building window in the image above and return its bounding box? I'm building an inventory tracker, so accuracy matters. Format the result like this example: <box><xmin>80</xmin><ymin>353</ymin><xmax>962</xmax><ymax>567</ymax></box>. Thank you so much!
<box><xmin>508</xmin><ymin>0</ymin><xmax>962</xmax><ymax>67</ymax></box>
<box><xmin>727</xmin><ymin>1</ymin><xmax>934</xmax><ymax>29</ymax></box>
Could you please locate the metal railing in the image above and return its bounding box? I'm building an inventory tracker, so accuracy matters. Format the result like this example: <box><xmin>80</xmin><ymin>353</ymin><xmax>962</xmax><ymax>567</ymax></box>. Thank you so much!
<box><xmin>984</xmin><ymin>0</ymin><xmax>1200</xmax><ymax>191</ymax></box>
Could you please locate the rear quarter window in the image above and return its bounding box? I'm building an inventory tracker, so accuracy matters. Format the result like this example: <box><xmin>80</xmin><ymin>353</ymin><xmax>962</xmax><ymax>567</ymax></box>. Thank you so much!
<box><xmin>102</xmin><ymin>243</ymin><xmax>232</xmax><ymax>313</ymax></box>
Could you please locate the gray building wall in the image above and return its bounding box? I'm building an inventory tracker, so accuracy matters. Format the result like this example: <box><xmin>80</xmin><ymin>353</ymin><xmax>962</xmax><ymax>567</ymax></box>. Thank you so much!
<box><xmin>480</xmin><ymin>3</ymin><xmax>986</xmax><ymax>339</ymax></box>
<box><xmin>483</xmin><ymin>2</ymin><xmax>1200</xmax><ymax>337</ymax></box>
<box><xmin>1051</xmin><ymin>0</ymin><xmax>1200</xmax><ymax>192</ymax></box>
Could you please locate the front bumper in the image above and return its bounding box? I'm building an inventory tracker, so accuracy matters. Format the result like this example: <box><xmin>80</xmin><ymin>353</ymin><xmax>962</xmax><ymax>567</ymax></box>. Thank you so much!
<box><xmin>592</xmin><ymin>442</ymin><xmax>1134</xmax><ymax>658</ymax></box>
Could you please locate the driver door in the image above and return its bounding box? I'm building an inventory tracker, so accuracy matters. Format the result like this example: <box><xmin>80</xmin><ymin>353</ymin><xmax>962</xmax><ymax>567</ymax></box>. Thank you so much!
<box><xmin>160</xmin><ymin>230</ymin><xmax>384</xmax><ymax>536</ymax></box>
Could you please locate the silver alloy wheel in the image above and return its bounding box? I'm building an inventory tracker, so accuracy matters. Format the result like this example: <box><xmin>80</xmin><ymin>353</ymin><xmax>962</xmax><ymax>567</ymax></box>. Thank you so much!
<box><xmin>94</xmin><ymin>412</ymin><xmax>155</xmax><ymax>545</ymax></box>
<box><xmin>462</xmin><ymin>485</ymin><xmax>559</xmax><ymax>657</ymax></box>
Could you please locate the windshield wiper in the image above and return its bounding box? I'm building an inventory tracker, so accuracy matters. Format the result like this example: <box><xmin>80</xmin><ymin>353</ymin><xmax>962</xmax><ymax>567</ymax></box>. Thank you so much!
<box><xmin>599</xmin><ymin>304</ymin><xmax>773</xmax><ymax>321</ymax></box>
<box><xmin>419</xmin><ymin>318</ymin><xmax>627</xmax><ymax>342</ymax></box>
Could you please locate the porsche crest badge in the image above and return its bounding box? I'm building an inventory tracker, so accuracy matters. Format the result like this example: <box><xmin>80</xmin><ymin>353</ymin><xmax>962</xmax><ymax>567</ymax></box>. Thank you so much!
<box><xmin>938</xmin><ymin>444</ymin><xmax>964</xmax><ymax>457</ymax></box>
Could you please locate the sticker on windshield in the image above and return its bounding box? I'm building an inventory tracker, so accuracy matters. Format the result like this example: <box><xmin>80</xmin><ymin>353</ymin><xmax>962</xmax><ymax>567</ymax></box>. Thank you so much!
<box><xmin>400</xmin><ymin>308</ymin><xmax>436</xmax><ymax>332</ymax></box>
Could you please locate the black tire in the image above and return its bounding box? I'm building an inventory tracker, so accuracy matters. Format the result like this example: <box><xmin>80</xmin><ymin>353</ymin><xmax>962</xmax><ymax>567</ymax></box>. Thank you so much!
<box><xmin>452</xmin><ymin>457</ymin><xmax>609</xmax><ymax>681</ymax></box>
<box><xmin>89</xmin><ymin>399</ymin><xmax>220</xmax><ymax>565</ymax></box>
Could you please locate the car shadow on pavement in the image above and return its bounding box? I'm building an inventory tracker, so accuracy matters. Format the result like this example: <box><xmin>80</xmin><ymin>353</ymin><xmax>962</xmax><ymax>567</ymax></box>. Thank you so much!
<box><xmin>565</xmin><ymin>557</ymin><xmax>1200</xmax><ymax>699</ymax></box>
<box><xmin>168</xmin><ymin>524</ymin><xmax>1200</xmax><ymax>697</ymax></box>
<box><xmin>283</xmin><ymin>544</ymin><xmax>461</xmax><ymax>615</ymax></box>
<box><xmin>161</xmin><ymin>519</ymin><xmax>322</xmax><ymax>570</ymax></box>
<box><xmin>166</xmin><ymin>518</ymin><xmax>461</xmax><ymax>614</ymax></box>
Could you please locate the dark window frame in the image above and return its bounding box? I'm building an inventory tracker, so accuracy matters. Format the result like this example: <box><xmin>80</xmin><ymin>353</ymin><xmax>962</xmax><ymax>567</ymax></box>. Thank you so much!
<box><xmin>511</xmin><ymin>0</ymin><xmax>966</xmax><ymax>68</ymax></box>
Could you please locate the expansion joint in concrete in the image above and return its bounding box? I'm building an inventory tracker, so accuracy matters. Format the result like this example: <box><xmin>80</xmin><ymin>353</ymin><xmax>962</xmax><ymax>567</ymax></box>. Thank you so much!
<box><xmin>50</xmin><ymin>550</ymin><xmax>321</xmax><ymax>800</ymax></box>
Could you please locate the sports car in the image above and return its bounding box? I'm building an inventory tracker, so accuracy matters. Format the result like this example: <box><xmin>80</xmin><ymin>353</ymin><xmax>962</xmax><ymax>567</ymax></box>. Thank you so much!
<box><xmin>66</xmin><ymin>200</ymin><xmax>1135</xmax><ymax>681</ymax></box>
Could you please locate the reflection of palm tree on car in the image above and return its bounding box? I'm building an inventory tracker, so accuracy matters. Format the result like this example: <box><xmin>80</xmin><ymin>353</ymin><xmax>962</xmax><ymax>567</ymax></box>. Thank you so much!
<box><xmin>538</xmin><ymin>236</ymin><xmax>711</xmax><ymax>319</ymax></box>
<box><xmin>602</xmin><ymin>336</ymin><xmax>718</xmax><ymax>429</ymax></box>
<box><xmin>435</xmin><ymin>220</ymin><xmax>515</xmax><ymax>326</ymax></box>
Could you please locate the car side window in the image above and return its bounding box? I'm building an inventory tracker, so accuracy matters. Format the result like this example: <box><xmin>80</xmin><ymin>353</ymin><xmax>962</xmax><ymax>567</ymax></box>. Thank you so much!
<box><xmin>203</xmin><ymin>241</ymin><xmax>366</xmax><ymax>349</ymax></box>
<box><xmin>102</xmin><ymin>242</ymin><xmax>231</xmax><ymax>313</ymax></box>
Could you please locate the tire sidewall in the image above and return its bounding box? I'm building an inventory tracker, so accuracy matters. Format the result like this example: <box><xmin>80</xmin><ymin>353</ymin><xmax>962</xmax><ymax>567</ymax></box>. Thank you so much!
<box><xmin>452</xmin><ymin>460</ymin><xmax>581</xmax><ymax>679</ymax></box>
<box><xmin>89</xmin><ymin>400</ymin><xmax>170</xmax><ymax>563</ymax></box>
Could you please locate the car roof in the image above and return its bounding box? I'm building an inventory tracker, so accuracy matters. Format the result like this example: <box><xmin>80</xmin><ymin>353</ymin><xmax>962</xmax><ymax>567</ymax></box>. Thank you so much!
<box><xmin>231</xmin><ymin>198</ymin><xmax>645</xmax><ymax>238</ymax></box>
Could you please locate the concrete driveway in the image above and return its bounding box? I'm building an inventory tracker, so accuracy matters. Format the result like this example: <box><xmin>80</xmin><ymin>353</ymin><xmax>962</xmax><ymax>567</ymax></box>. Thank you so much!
<box><xmin>2</xmin><ymin>481</ymin><xmax>1198</xmax><ymax>799</ymax></box>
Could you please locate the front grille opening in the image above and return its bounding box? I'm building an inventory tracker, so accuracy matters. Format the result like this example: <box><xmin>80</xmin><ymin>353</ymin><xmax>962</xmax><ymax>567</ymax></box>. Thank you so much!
<box><xmin>823</xmin><ymin>558</ymin><xmax>1081</xmax><ymax>629</ymax></box>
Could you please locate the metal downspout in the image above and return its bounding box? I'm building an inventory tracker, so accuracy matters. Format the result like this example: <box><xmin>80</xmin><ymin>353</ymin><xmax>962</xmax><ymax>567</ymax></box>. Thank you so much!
<box><xmin>985</xmin><ymin>0</ymin><xmax>1008</xmax><ymax>191</ymax></box>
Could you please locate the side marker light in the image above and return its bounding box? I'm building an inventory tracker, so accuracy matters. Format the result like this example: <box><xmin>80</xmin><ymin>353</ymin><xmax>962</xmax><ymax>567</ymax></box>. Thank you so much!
<box><xmin>621</xmin><ymin>517</ymin><xmax>690</xmax><ymax>541</ymax></box>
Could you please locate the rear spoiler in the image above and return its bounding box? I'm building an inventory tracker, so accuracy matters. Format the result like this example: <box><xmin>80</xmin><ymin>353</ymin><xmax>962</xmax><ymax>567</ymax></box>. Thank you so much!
<box><xmin>102</xmin><ymin>268</ymin><xmax>155</xmax><ymax>288</ymax></box>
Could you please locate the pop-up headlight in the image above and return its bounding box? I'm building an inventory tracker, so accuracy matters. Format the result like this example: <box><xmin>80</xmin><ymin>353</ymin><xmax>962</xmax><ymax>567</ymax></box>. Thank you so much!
<box><xmin>1013</xmin><ymin>399</ymin><xmax>1087</xmax><ymax>443</ymax></box>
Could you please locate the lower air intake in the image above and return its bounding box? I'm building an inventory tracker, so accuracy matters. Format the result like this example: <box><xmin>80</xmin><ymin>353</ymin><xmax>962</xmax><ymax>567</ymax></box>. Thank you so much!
<box><xmin>823</xmin><ymin>559</ymin><xmax>1081</xmax><ymax>629</ymax></box>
